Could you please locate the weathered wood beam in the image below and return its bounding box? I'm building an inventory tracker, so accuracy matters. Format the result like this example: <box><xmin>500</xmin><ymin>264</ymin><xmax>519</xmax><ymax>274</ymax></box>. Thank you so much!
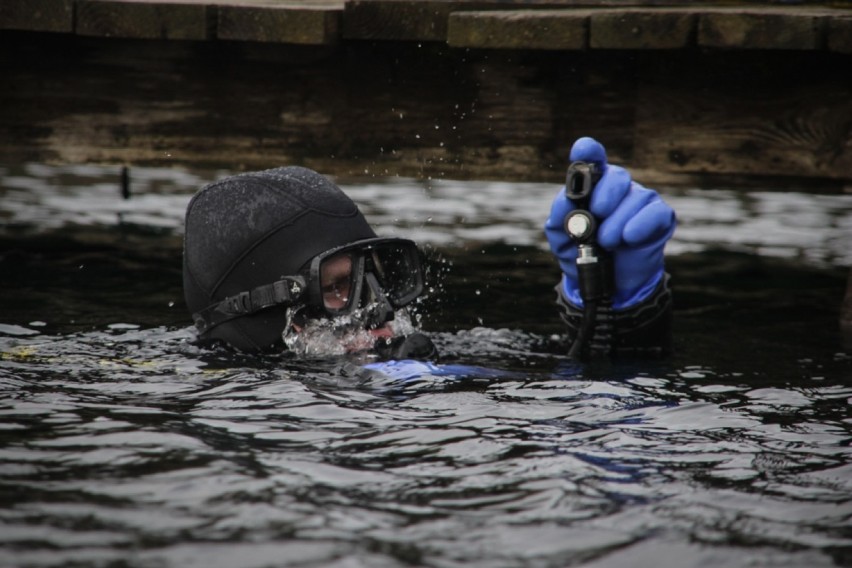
<box><xmin>633</xmin><ymin>52</ymin><xmax>852</xmax><ymax>181</ymax></box>
<box><xmin>826</xmin><ymin>14</ymin><xmax>852</xmax><ymax>53</ymax></box>
<box><xmin>1</xmin><ymin>32</ymin><xmax>849</xmax><ymax>186</ymax></box>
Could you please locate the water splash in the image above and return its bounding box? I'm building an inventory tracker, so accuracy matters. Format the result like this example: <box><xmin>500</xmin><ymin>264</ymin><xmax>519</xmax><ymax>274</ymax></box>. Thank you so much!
<box><xmin>282</xmin><ymin>307</ymin><xmax>419</xmax><ymax>358</ymax></box>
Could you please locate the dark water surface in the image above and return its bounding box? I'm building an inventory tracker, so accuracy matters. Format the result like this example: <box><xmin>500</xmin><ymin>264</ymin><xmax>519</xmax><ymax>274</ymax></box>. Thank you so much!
<box><xmin>1</xmin><ymin>164</ymin><xmax>851</xmax><ymax>567</ymax></box>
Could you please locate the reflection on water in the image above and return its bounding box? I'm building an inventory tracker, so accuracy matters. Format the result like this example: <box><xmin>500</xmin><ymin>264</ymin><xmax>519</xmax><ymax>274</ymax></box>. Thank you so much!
<box><xmin>1</xmin><ymin>164</ymin><xmax>851</xmax><ymax>567</ymax></box>
<box><xmin>2</xmin><ymin>163</ymin><xmax>850</xmax><ymax>265</ymax></box>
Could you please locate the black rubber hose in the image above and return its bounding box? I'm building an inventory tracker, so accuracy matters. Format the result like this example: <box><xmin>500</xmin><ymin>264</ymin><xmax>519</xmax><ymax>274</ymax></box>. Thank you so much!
<box><xmin>568</xmin><ymin>300</ymin><xmax>598</xmax><ymax>360</ymax></box>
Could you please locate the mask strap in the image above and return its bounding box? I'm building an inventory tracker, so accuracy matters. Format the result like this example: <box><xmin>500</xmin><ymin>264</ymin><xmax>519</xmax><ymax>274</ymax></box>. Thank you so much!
<box><xmin>193</xmin><ymin>276</ymin><xmax>306</xmax><ymax>335</ymax></box>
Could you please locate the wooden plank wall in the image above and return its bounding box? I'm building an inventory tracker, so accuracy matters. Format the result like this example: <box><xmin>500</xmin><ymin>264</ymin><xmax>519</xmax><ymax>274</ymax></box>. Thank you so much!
<box><xmin>0</xmin><ymin>0</ymin><xmax>850</xmax><ymax>187</ymax></box>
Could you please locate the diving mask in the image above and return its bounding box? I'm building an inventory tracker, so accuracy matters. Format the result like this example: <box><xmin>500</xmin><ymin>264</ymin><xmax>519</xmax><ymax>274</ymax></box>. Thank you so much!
<box><xmin>193</xmin><ymin>237</ymin><xmax>425</xmax><ymax>335</ymax></box>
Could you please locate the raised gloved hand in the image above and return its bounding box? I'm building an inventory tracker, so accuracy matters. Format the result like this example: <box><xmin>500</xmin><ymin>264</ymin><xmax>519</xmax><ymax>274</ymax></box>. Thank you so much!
<box><xmin>544</xmin><ymin>137</ymin><xmax>676</xmax><ymax>310</ymax></box>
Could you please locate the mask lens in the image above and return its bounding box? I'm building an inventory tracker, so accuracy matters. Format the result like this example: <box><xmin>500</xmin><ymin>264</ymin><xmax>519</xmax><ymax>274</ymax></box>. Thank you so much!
<box><xmin>371</xmin><ymin>242</ymin><xmax>423</xmax><ymax>307</ymax></box>
<box><xmin>319</xmin><ymin>252</ymin><xmax>355</xmax><ymax>312</ymax></box>
<box><xmin>310</xmin><ymin>239</ymin><xmax>423</xmax><ymax>318</ymax></box>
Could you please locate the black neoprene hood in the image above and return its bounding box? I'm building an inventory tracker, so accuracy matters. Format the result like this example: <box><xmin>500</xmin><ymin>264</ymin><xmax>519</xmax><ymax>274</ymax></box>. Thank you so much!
<box><xmin>183</xmin><ymin>166</ymin><xmax>376</xmax><ymax>351</ymax></box>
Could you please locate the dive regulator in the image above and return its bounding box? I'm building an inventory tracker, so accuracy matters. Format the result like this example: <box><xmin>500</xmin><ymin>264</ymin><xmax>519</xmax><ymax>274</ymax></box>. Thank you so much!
<box><xmin>562</xmin><ymin>161</ymin><xmax>614</xmax><ymax>358</ymax></box>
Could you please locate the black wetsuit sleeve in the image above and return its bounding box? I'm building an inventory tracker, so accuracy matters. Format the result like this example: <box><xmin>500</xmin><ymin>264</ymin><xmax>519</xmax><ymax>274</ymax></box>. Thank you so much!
<box><xmin>555</xmin><ymin>274</ymin><xmax>673</xmax><ymax>357</ymax></box>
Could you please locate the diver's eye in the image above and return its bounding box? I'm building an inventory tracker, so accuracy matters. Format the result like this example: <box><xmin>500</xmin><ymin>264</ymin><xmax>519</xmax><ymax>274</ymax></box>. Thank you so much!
<box><xmin>322</xmin><ymin>277</ymin><xmax>351</xmax><ymax>309</ymax></box>
<box><xmin>320</xmin><ymin>252</ymin><xmax>354</xmax><ymax>310</ymax></box>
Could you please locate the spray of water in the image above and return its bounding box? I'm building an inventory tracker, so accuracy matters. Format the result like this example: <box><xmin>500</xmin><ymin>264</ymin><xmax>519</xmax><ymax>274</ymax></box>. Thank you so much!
<box><xmin>282</xmin><ymin>306</ymin><xmax>418</xmax><ymax>357</ymax></box>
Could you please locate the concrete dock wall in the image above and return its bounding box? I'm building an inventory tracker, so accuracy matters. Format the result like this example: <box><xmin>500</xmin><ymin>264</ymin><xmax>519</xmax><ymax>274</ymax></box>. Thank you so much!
<box><xmin>1</xmin><ymin>1</ymin><xmax>850</xmax><ymax>186</ymax></box>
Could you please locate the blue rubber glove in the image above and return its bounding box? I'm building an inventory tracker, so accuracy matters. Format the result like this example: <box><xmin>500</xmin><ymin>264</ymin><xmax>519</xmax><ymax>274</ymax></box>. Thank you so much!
<box><xmin>544</xmin><ymin>137</ymin><xmax>676</xmax><ymax>310</ymax></box>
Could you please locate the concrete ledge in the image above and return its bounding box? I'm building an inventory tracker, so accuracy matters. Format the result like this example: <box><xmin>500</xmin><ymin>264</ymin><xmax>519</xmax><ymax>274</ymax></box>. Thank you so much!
<box><xmin>698</xmin><ymin>11</ymin><xmax>825</xmax><ymax>50</ymax></box>
<box><xmin>2</xmin><ymin>0</ymin><xmax>850</xmax><ymax>52</ymax></box>
<box><xmin>218</xmin><ymin>5</ymin><xmax>340</xmax><ymax>45</ymax></box>
<box><xmin>0</xmin><ymin>0</ymin><xmax>73</xmax><ymax>33</ymax></box>
<box><xmin>1</xmin><ymin>0</ymin><xmax>850</xmax><ymax>51</ymax></box>
<box><xmin>448</xmin><ymin>10</ymin><xmax>589</xmax><ymax>50</ymax></box>
<box><xmin>76</xmin><ymin>0</ymin><xmax>211</xmax><ymax>40</ymax></box>
<box><xmin>447</xmin><ymin>6</ymin><xmax>850</xmax><ymax>52</ymax></box>
<box><xmin>343</xmin><ymin>0</ymin><xmax>456</xmax><ymax>41</ymax></box>
<box><xmin>591</xmin><ymin>10</ymin><xmax>695</xmax><ymax>49</ymax></box>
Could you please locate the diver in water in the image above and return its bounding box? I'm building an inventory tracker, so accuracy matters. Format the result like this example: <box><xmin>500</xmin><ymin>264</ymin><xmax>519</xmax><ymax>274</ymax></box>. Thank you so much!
<box><xmin>183</xmin><ymin>137</ymin><xmax>676</xmax><ymax>365</ymax></box>
<box><xmin>183</xmin><ymin>159</ymin><xmax>438</xmax><ymax>360</ymax></box>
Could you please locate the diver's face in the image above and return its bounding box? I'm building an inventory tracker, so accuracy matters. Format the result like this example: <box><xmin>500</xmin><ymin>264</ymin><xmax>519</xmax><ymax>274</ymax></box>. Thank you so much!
<box><xmin>320</xmin><ymin>252</ymin><xmax>353</xmax><ymax>311</ymax></box>
<box><xmin>282</xmin><ymin>237</ymin><xmax>426</xmax><ymax>357</ymax></box>
<box><xmin>287</xmin><ymin>251</ymin><xmax>395</xmax><ymax>355</ymax></box>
